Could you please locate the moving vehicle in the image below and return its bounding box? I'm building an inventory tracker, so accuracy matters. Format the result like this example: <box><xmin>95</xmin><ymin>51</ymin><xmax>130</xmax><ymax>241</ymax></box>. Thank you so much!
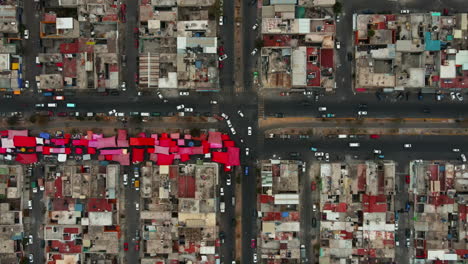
<box><xmin>456</xmin><ymin>92</ymin><xmax>463</xmax><ymax>101</ymax></box>
<box><xmin>31</xmin><ymin>182</ymin><xmax>38</xmax><ymax>193</ymax></box>
<box><xmin>66</xmin><ymin>103</ymin><xmax>76</xmax><ymax>108</ymax></box>
<box><xmin>237</xmin><ymin>110</ymin><xmax>244</xmax><ymax>117</ymax></box>
<box><xmin>405</xmin><ymin>175</ymin><xmax>410</xmax><ymax>184</ymax></box>
<box><xmin>245</xmin><ymin>148</ymin><xmax>250</xmax><ymax>156</ymax></box>
<box><xmin>251</xmin><ymin>238</ymin><xmax>256</xmax><ymax>248</ymax></box>
<box><xmin>220</xmin><ymin>202</ymin><xmax>225</xmax><ymax>213</ymax></box>
<box><xmin>124</xmin><ymin>242</ymin><xmax>128</xmax><ymax>251</ymax></box>
<box><xmin>373</xmin><ymin>149</ymin><xmax>382</xmax><ymax>154</ymax></box>
<box><xmin>220</xmin><ymin>187</ymin><xmax>224</xmax><ymax>196</ymax></box>
<box><xmin>24</xmin><ymin>29</ymin><xmax>29</xmax><ymax>39</ymax></box>
<box><xmin>349</xmin><ymin>143</ymin><xmax>360</xmax><ymax>147</ymax></box>
<box><xmin>336</xmin><ymin>41</ymin><xmax>341</xmax><ymax>49</ymax></box>
<box><xmin>135</xmin><ymin>203</ymin><xmax>139</xmax><ymax>211</ymax></box>
<box><xmin>461</xmin><ymin>154</ymin><xmax>467</xmax><ymax>163</ymax></box>
<box><xmin>179</xmin><ymin>91</ymin><xmax>189</xmax><ymax>96</ymax></box>
<box><xmin>230</xmin><ymin>127</ymin><xmax>236</xmax><ymax>135</ymax></box>
<box><xmin>300</xmin><ymin>245</ymin><xmax>306</xmax><ymax>259</ymax></box>
<box><xmin>248</xmin><ymin>126</ymin><xmax>252</xmax><ymax>135</ymax></box>
<box><xmin>123</xmin><ymin>174</ymin><xmax>128</xmax><ymax>185</ymax></box>
<box><xmin>47</xmin><ymin>103</ymin><xmax>57</xmax><ymax>108</ymax></box>
<box><xmin>404</xmin><ymin>144</ymin><xmax>412</xmax><ymax>148</ymax></box>
<box><xmin>226</xmin><ymin>174</ymin><xmax>231</xmax><ymax>185</ymax></box>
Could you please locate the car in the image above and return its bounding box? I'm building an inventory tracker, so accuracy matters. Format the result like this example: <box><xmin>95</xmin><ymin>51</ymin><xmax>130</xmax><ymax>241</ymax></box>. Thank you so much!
<box><xmin>219</xmin><ymin>16</ymin><xmax>223</xmax><ymax>26</ymax></box>
<box><xmin>252</xmin><ymin>23</ymin><xmax>258</xmax><ymax>30</ymax></box>
<box><xmin>176</xmin><ymin>104</ymin><xmax>185</xmax><ymax>110</ymax></box>
<box><xmin>245</xmin><ymin>148</ymin><xmax>250</xmax><ymax>156</ymax></box>
<box><xmin>226</xmin><ymin>175</ymin><xmax>231</xmax><ymax>185</ymax></box>
<box><xmin>136</xmin><ymin>203</ymin><xmax>139</xmax><ymax>210</ymax></box>
<box><xmin>179</xmin><ymin>91</ymin><xmax>189</xmax><ymax>96</ymax></box>
<box><xmin>336</xmin><ymin>14</ymin><xmax>340</xmax><ymax>22</ymax></box>
<box><xmin>35</xmin><ymin>103</ymin><xmax>44</xmax><ymax>108</ymax></box>
<box><xmin>135</xmin><ymin>242</ymin><xmax>140</xmax><ymax>251</ymax></box>
<box><xmin>436</xmin><ymin>93</ymin><xmax>443</xmax><ymax>101</ymax></box>
<box><xmin>325</xmin><ymin>153</ymin><xmax>330</xmax><ymax>161</ymax></box>
<box><xmin>220</xmin><ymin>187</ymin><xmax>224</xmax><ymax>196</ymax></box>
<box><xmin>370</xmin><ymin>134</ymin><xmax>380</xmax><ymax>139</ymax></box>
<box><xmin>226</xmin><ymin>120</ymin><xmax>232</xmax><ymax>128</ymax></box>
<box><xmin>28</xmin><ymin>235</ymin><xmax>33</xmax><ymax>245</ymax></box>
<box><xmin>253</xmin><ymin>253</ymin><xmax>258</xmax><ymax>263</ymax></box>
<box><xmin>221</xmin><ymin>113</ymin><xmax>229</xmax><ymax>119</ymax></box>
<box><xmin>156</xmin><ymin>91</ymin><xmax>164</xmax><ymax>99</ymax></box>
<box><xmin>406</xmin><ymin>239</ymin><xmax>410</xmax><ymax>247</ymax></box>
<box><xmin>310</xmin><ymin>147</ymin><xmax>318</xmax><ymax>151</ymax></box>
<box><xmin>449</xmin><ymin>91</ymin><xmax>456</xmax><ymax>100</ymax></box>
<box><xmin>326</xmin><ymin>113</ymin><xmax>335</xmax><ymax>118</ymax></box>
<box><xmin>237</xmin><ymin>110</ymin><xmax>244</xmax><ymax>117</ymax></box>
<box><xmin>461</xmin><ymin>154</ymin><xmax>467</xmax><ymax>163</ymax></box>
<box><xmin>251</xmin><ymin>238</ymin><xmax>256</xmax><ymax>248</ymax></box>
<box><xmin>312</xmin><ymin>217</ymin><xmax>317</xmax><ymax>227</ymax></box>
<box><xmin>315</xmin><ymin>152</ymin><xmax>324</xmax><ymax>157</ymax></box>
<box><xmin>184</xmin><ymin>108</ymin><xmax>193</xmax><ymax>112</ymax></box>
<box><xmin>400</xmin><ymin>9</ymin><xmax>410</xmax><ymax>14</ymax></box>
<box><xmin>124</xmin><ymin>242</ymin><xmax>128</xmax><ymax>251</ymax></box>
<box><xmin>318</xmin><ymin>107</ymin><xmax>327</xmax><ymax>111</ymax></box>
<box><xmin>453</xmin><ymin>148</ymin><xmax>461</xmax><ymax>152</ymax></box>
<box><xmin>313</xmin><ymin>204</ymin><xmax>317</xmax><ymax>211</ymax></box>
<box><xmin>373</xmin><ymin>149</ymin><xmax>382</xmax><ymax>154</ymax></box>
<box><xmin>404</xmin><ymin>144</ymin><xmax>412</xmax><ymax>148</ymax></box>
<box><xmin>280</xmin><ymin>92</ymin><xmax>290</xmax><ymax>96</ymax></box>
<box><xmin>218</xmin><ymin>46</ymin><xmax>225</xmax><ymax>55</ymax></box>
<box><xmin>58</xmin><ymin>112</ymin><xmax>67</xmax><ymax>117</ymax></box>
<box><xmin>28</xmin><ymin>254</ymin><xmax>33</xmax><ymax>263</ymax></box>
<box><xmin>304</xmin><ymin>91</ymin><xmax>313</xmax><ymax>96</ymax></box>
<box><xmin>244</xmin><ymin>166</ymin><xmax>249</xmax><ymax>175</ymax></box>
<box><xmin>54</xmin><ymin>96</ymin><xmax>64</xmax><ymax>100</ymax></box>
<box><xmin>134</xmin><ymin>39</ymin><xmax>139</xmax><ymax>48</ymax></box>
<box><xmin>210</xmin><ymin>100</ymin><xmax>217</xmax><ymax>104</ymax></box>
<box><xmin>358</xmin><ymin>111</ymin><xmax>367</xmax><ymax>116</ymax></box>
<box><xmin>219</xmin><ymin>54</ymin><xmax>228</xmax><ymax>61</ymax></box>
<box><xmin>336</xmin><ymin>41</ymin><xmax>340</xmax><ymax>49</ymax></box>
<box><xmin>347</xmin><ymin>52</ymin><xmax>353</xmax><ymax>61</ymax></box>
<box><xmin>28</xmin><ymin>200</ymin><xmax>32</xmax><ymax>209</ymax></box>
<box><xmin>66</xmin><ymin>103</ymin><xmax>76</xmax><ymax>108</ymax></box>
<box><xmin>123</xmin><ymin>174</ymin><xmax>128</xmax><ymax>185</ymax></box>
<box><xmin>311</xmin><ymin>181</ymin><xmax>317</xmax><ymax>191</ymax></box>
<box><xmin>395</xmin><ymin>222</ymin><xmax>399</xmax><ymax>230</ymax></box>
<box><xmin>247</xmin><ymin>126</ymin><xmax>252</xmax><ymax>135</ymax></box>
<box><xmin>230</xmin><ymin>127</ymin><xmax>236</xmax><ymax>135</ymax></box>
<box><xmin>24</xmin><ymin>80</ymin><xmax>29</xmax><ymax>88</ymax></box>
<box><xmin>405</xmin><ymin>175</ymin><xmax>410</xmax><ymax>184</ymax></box>
<box><xmin>251</xmin><ymin>48</ymin><xmax>258</xmax><ymax>55</ymax></box>
<box><xmin>48</xmin><ymin>103</ymin><xmax>57</xmax><ymax>108</ymax></box>
<box><xmin>24</xmin><ymin>29</ymin><xmax>29</xmax><ymax>39</ymax></box>
<box><xmin>456</xmin><ymin>92</ymin><xmax>463</xmax><ymax>101</ymax></box>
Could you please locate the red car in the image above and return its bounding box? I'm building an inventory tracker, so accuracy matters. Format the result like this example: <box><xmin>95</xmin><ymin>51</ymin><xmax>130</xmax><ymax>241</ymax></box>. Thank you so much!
<box><xmin>311</xmin><ymin>181</ymin><xmax>317</xmax><ymax>191</ymax></box>
<box><xmin>54</xmin><ymin>95</ymin><xmax>64</xmax><ymax>100</ymax></box>
<box><xmin>251</xmin><ymin>238</ymin><xmax>256</xmax><ymax>248</ymax></box>
<box><xmin>134</xmin><ymin>39</ymin><xmax>139</xmax><ymax>48</ymax></box>
<box><xmin>370</xmin><ymin>134</ymin><xmax>380</xmax><ymax>139</ymax></box>
<box><xmin>123</xmin><ymin>242</ymin><xmax>128</xmax><ymax>251</ymax></box>
<box><xmin>218</xmin><ymin>46</ymin><xmax>225</xmax><ymax>56</ymax></box>
<box><xmin>405</xmin><ymin>175</ymin><xmax>410</xmax><ymax>184</ymax></box>
<box><xmin>135</xmin><ymin>242</ymin><xmax>140</xmax><ymax>251</ymax></box>
<box><xmin>120</xmin><ymin>4</ymin><xmax>126</xmax><ymax>22</ymax></box>
<box><xmin>134</xmin><ymin>73</ymin><xmax>139</xmax><ymax>83</ymax></box>
<box><xmin>57</xmin><ymin>112</ymin><xmax>67</xmax><ymax>117</ymax></box>
<box><xmin>218</xmin><ymin>61</ymin><xmax>224</xmax><ymax>69</ymax></box>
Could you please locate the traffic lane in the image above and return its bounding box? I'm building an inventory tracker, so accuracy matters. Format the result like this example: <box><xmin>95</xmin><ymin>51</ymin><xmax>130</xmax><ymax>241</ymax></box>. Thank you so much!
<box><xmin>220</xmin><ymin>171</ymin><xmax>235</xmax><ymax>262</ymax></box>
<box><xmin>124</xmin><ymin>0</ymin><xmax>139</xmax><ymax>96</ymax></box>
<box><xmin>220</xmin><ymin>0</ymin><xmax>235</xmax><ymax>93</ymax></box>
<box><xmin>242</xmin><ymin>0</ymin><xmax>258</xmax><ymax>90</ymax></box>
<box><xmin>262</xmin><ymin>135</ymin><xmax>468</xmax><ymax>160</ymax></box>
<box><xmin>125</xmin><ymin>167</ymin><xmax>140</xmax><ymax>263</ymax></box>
<box><xmin>264</xmin><ymin>98</ymin><xmax>468</xmax><ymax>118</ymax></box>
<box><xmin>241</xmin><ymin>161</ymin><xmax>257</xmax><ymax>264</ymax></box>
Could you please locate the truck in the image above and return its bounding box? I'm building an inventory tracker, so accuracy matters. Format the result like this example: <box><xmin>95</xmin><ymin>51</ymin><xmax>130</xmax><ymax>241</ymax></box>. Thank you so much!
<box><xmin>31</xmin><ymin>182</ymin><xmax>38</xmax><ymax>193</ymax></box>
<box><xmin>300</xmin><ymin>245</ymin><xmax>306</xmax><ymax>259</ymax></box>
<box><xmin>134</xmin><ymin>180</ymin><xmax>140</xmax><ymax>190</ymax></box>
<box><xmin>37</xmin><ymin>178</ymin><xmax>44</xmax><ymax>191</ymax></box>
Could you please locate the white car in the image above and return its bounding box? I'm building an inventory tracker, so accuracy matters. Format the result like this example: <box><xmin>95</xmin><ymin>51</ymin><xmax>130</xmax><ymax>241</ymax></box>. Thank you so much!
<box><xmin>179</xmin><ymin>91</ymin><xmax>189</xmax><ymax>96</ymax></box>
<box><xmin>48</xmin><ymin>103</ymin><xmax>57</xmax><ymax>108</ymax></box>
<box><xmin>456</xmin><ymin>92</ymin><xmax>463</xmax><ymax>101</ymax></box>
<box><xmin>252</xmin><ymin>23</ymin><xmax>258</xmax><ymax>30</ymax></box>
<box><xmin>325</xmin><ymin>153</ymin><xmax>330</xmax><ymax>161</ymax></box>
<box><xmin>247</xmin><ymin>126</ymin><xmax>252</xmax><ymax>135</ymax></box>
<box><xmin>184</xmin><ymin>108</ymin><xmax>193</xmax><ymax>112</ymax></box>
<box><xmin>237</xmin><ymin>110</ymin><xmax>244</xmax><ymax>117</ymax></box>
<box><xmin>221</xmin><ymin>113</ymin><xmax>229</xmax><ymax>119</ymax></box>
<box><xmin>230</xmin><ymin>127</ymin><xmax>236</xmax><ymax>135</ymax></box>
<box><xmin>157</xmin><ymin>91</ymin><xmax>164</xmax><ymax>99</ymax></box>
<box><xmin>25</xmin><ymin>80</ymin><xmax>29</xmax><ymax>88</ymax></box>
<box><xmin>318</xmin><ymin>107</ymin><xmax>327</xmax><ymax>111</ymax></box>
<box><xmin>404</xmin><ymin>144</ymin><xmax>412</xmax><ymax>148</ymax></box>
<box><xmin>453</xmin><ymin>148</ymin><xmax>461</xmax><ymax>152</ymax></box>
<box><xmin>226</xmin><ymin>175</ymin><xmax>231</xmax><ymax>185</ymax></box>
<box><xmin>108</xmin><ymin>109</ymin><xmax>117</xmax><ymax>115</ymax></box>
<box><xmin>227</xmin><ymin>120</ymin><xmax>233</xmax><ymax>128</ymax></box>
<box><xmin>245</xmin><ymin>148</ymin><xmax>250</xmax><ymax>156</ymax></box>
<box><xmin>176</xmin><ymin>104</ymin><xmax>185</xmax><ymax>110</ymax></box>
<box><xmin>336</xmin><ymin>41</ymin><xmax>341</xmax><ymax>49</ymax></box>
<box><xmin>28</xmin><ymin>235</ymin><xmax>33</xmax><ymax>245</ymax></box>
<box><xmin>400</xmin><ymin>9</ymin><xmax>410</xmax><ymax>14</ymax></box>
<box><xmin>219</xmin><ymin>16</ymin><xmax>223</xmax><ymax>26</ymax></box>
<box><xmin>395</xmin><ymin>222</ymin><xmax>399</xmax><ymax>230</ymax></box>
<box><xmin>28</xmin><ymin>200</ymin><xmax>32</xmax><ymax>209</ymax></box>
<box><xmin>358</xmin><ymin>111</ymin><xmax>367</xmax><ymax>116</ymax></box>
<box><xmin>121</xmin><ymin>82</ymin><xmax>126</xmax><ymax>89</ymax></box>
<box><xmin>210</xmin><ymin>100</ymin><xmax>218</xmax><ymax>104</ymax></box>
<box><xmin>253</xmin><ymin>253</ymin><xmax>258</xmax><ymax>263</ymax></box>
<box><xmin>136</xmin><ymin>203</ymin><xmax>139</xmax><ymax>210</ymax></box>
<box><xmin>251</xmin><ymin>48</ymin><xmax>258</xmax><ymax>55</ymax></box>
<box><xmin>220</xmin><ymin>187</ymin><xmax>224</xmax><ymax>196</ymax></box>
<box><xmin>123</xmin><ymin>174</ymin><xmax>128</xmax><ymax>185</ymax></box>
<box><xmin>219</xmin><ymin>54</ymin><xmax>228</xmax><ymax>61</ymax></box>
<box><xmin>461</xmin><ymin>154</ymin><xmax>467</xmax><ymax>163</ymax></box>
<box><xmin>373</xmin><ymin>149</ymin><xmax>382</xmax><ymax>154</ymax></box>
<box><xmin>35</xmin><ymin>103</ymin><xmax>44</xmax><ymax>108</ymax></box>
<box><xmin>315</xmin><ymin>152</ymin><xmax>324</xmax><ymax>157</ymax></box>
<box><xmin>24</xmin><ymin>29</ymin><xmax>29</xmax><ymax>39</ymax></box>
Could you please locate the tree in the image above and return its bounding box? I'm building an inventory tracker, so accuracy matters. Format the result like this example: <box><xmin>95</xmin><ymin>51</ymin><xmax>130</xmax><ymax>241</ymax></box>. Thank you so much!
<box><xmin>255</xmin><ymin>38</ymin><xmax>264</xmax><ymax>49</ymax></box>
<box><xmin>37</xmin><ymin>116</ymin><xmax>50</xmax><ymax>126</ymax></box>
<box><xmin>7</xmin><ymin>115</ymin><xmax>19</xmax><ymax>126</ymax></box>
<box><xmin>190</xmin><ymin>128</ymin><xmax>201</xmax><ymax>137</ymax></box>
<box><xmin>368</xmin><ymin>29</ymin><xmax>375</xmax><ymax>37</ymax></box>
<box><xmin>333</xmin><ymin>2</ymin><xmax>342</xmax><ymax>14</ymax></box>
<box><xmin>29</xmin><ymin>114</ymin><xmax>37</xmax><ymax>123</ymax></box>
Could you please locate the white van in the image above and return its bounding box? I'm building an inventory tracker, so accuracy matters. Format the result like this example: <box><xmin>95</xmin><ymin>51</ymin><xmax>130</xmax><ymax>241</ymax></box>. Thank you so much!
<box><xmin>220</xmin><ymin>202</ymin><xmax>225</xmax><ymax>213</ymax></box>
<box><xmin>349</xmin><ymin>143</ymin><xmax>360</xmax><ymax>147</ymax></box>
<box><xmin>35</xmin><ymin>56</ymin><xmax>40</xmax><ymax>64</ymax></box>
<box><xmin>47</xmin><ymin>103</ymin><xmax>57</xmax><ymax>108</ymax></box>
<box><xmin>140</xmin><ymin>112</ymin><xmax>150</xmax><ymax>117</ymax></box>
<box><xmin>461</xmin><ymin>154</ymin><xmax>467</xmax><ymax>163</ymax></box>
<box><xmin>338</xmin><ymin>134</ymin><xmax>348</xmax><ymax>139</ymax></box>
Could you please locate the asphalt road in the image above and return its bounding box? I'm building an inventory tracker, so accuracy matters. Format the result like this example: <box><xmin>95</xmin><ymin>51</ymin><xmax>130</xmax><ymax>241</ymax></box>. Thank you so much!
<box><xmin>124</xmin><ymin>166</ymin><xmax>140</xmax><ymax>263</ymax></box>
<box><xmin>29</xmin><ymin>165</ymin><xmax>45</xmax><ymax>263</ymax></box>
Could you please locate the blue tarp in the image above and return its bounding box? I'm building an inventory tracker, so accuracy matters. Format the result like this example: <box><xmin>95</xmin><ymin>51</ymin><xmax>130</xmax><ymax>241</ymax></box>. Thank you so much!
<box><xmin>425</xmin><ymin>32</ymin><xmax>441</xmax><ymax>51</ymax></box>
<box><xmin>75</xmin><ymin>203</ymin><xmax>83</xmax><ymax>211</ymax></box>
<box><xmin>282</xmin><ymin>212</ymin><xmax>289</xmax><ymax>217</ymax></box>
<box><xmin>195</xmin><ymin>61</ymin><xmax>202</xmax><ymax>69</ymax></box>
<box><xmin>188</xmin><ymin>141</ymin><xmax>195</xmax><ymax>147</ymax></box>
<box><xmin>39</xmin><ymin>132</ymin><xmax>51</xmax><ymax>139</ymax></box>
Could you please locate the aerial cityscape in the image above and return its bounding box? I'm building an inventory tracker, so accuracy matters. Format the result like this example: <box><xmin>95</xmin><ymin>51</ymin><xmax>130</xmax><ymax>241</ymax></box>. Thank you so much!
<box><xmin>1</xmin><ymin>0</ymin><xmax>468</xmax><ymax>263</ymax></box>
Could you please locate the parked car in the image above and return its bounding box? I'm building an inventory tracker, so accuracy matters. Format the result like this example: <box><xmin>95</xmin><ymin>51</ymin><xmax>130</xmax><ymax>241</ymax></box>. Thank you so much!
<box><xmin>245</xmin><ymin>148</ymin><xmax>250</xmax><ymax>156</ymax></box>
<box><xmin>247</xmin><ymin>126</ymin><xmax>252</xmax><ymax>135</ymax></box>
<box><xmin>237</xmin><ymin>110</ymin><xmax>244</xmax><ymax>117</ymax></box>
<box><xmin>336</xmin><ymin>41</ymin><xmax>341</xmax><ymax>49</ymax></box>
<box><xmin>218</xmin><ymin>16</ymin><xmax>223</xmax><ymax>26</ymax></box>
<box><xmin>400</xmin><ymin>9</ymin><xmax>410</xmax><ymax>13</ymax></box>
<box><xmin>252</xmin><ymin>23</ymin><xmax>258</xmax><ymax>30</ymax></box>
<box><xmin>358</xmin><ymin>111</ymin><xmax>367</xmax><ymax>116</ymax></box>
<box><xmin>404</xmin><ymin>144</ymin><xmax>412</xmax><ymax>148</ymax></box>
<box><xmin>219</xmin><ymin>54</ymin><xmax>228</xmax><ymax>61</ymax></box>
<box><xmin>251</xmin><ymin>48</ymin><xmax>258</xmax><ymax>55</ymax></box>
<box><xmin>184</xmin><ymin>108</ymin><xmax>193</xmax><ymax>112</ymax></box>
<box><xmin>124</xmin><ymin>242</ymin><xmax>128</xmax><ymax>251</ymax></box>
<box><xmin>179</xmin><ymin>91</ymin><xmax>189</xmax><ymax>96</ymax></box>
<box><xmin>226</xmin><ymin>175</ymin><xmax>231</xmax><ymax>185</ymax></box>
<box><xmin>370</xmin><ymin>134</ymin><xmax>380</xmax><ymax>139</ymax></box>
<box><xmin>176</xmin><ymin>104</ymin><xmax>185</xmax><ymax>110</ymax></box>
<box><xmin>251</xmin><ymin>239</ymin><xmax>256</xmax><ymax>248</ymax></box>
<box><xmin>210</xmin><ymin>100</ymin><xmax>217</xmax><ymax>104</ymax></box>
<box><xmin>24</xmin><ymin>29</ymin><xmax>29</xmax><ymax>39</ymax></box>
<box><xmin>405</xmin><ymin>175</ymin><xmax>410</xmax><ymax>184</ymax></box>
<box><xmin>456</xmin><ymin>92</ymin><xmax>463</xmax><ymax>101</ymax></box>
<box><xmin>54</xmin><ymin>96</ymin><xmax>64</xmax><ymax>101</ymax></box>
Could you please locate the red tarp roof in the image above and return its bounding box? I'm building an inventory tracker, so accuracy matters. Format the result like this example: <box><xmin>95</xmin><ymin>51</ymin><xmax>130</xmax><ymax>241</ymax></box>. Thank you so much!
<box><xmin>130</xmin><ymin>137</ymin><xmax>155</xmax><ymax>146</ymax></box>
<box><xmin>212</xmin><ymin>152</ymin><xmax>228</xmax><ymax>164</ymax></box>
<box><xmin>13</xmin><ymin>136</ymin><xmax>36</xmax><ymax>147</ymax></box>
<box><xmin>132</xmin><ymin>148</ymin><xmax>144</xmax><ymax>163</ymax></box>
<box><xmin>96</xmin><ymin>136</ymin><xmax>117</xmax><ymax>149</ymax></box>
<box><xmin>226</xmin><ymin>147</ymin><xmax>240</xmax><ymax>166</ymax></box>
<box><xmin>178</xmin><ymin>176</ymin><xmax>196</xmax><ymax>198</ymax></box>
<box><xmin>16</xmin><ymin>154</ymin><xmax>38</xmax><ymax>164</ymax></box>
<box><xmin>8</xmin><ymin>130</ymin><xmax>28</xmax><ymax>139</ymax></box>
<box><xmin>157</xmin><ymin>154</ymin><xmax>174</xmax><ymax>165</ymax></box>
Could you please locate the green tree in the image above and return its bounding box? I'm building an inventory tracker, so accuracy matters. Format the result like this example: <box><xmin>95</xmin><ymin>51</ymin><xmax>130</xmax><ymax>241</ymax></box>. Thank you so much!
<box><xmin>333</xmin><ymin>2</ymin><xmax>342</xmax><ymax>14</ymax></box>
<box><xmin>29</xmin><ymin>114</ymin><xmax>37</xmax><ymax>123</ymax></box>
<box><xmin>7</xmin><ymin>115</ymin><xmax>18</xmax><ymax>126</ymax></box>
<box><xmin>368</xmin><ymin>29</ymin><xmax>375</xmax><ymax>37</ymax></box>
